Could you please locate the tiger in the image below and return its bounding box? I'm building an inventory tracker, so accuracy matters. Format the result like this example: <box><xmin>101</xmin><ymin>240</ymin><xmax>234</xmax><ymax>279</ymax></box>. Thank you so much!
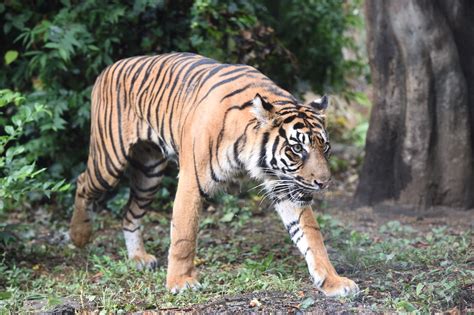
<box><xmin>69</xmin><ymin>52</ymin><xmax>358</xmax><ymax>297</ymax></box>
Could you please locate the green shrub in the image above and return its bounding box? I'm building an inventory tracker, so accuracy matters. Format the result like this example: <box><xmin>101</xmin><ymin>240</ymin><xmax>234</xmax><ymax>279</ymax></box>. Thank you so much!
<box><xmin>259</xmin><ymin>0</ymin><xmax>364</xmax><ymax>92</ymax></box>
<box><xmin>0</xmin><ymin>89</ymin><xmax>70</xmax><ymax>212</ymax></box>
<box><xmin>0</xmin><ymin>0</ymin><xmax>364</xmax><ymax>212</ymax></box>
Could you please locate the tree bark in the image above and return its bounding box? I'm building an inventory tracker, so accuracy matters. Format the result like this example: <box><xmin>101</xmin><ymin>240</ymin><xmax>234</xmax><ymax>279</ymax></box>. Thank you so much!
<box><xmin>355</xmin><ymin>0</ymin><xmax>474</xmax><ymax>209</ymax></box>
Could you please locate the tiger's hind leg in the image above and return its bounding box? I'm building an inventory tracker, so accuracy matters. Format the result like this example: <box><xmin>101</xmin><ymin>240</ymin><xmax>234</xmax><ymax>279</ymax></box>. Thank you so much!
<box><xmin>70</xmin><ymin>153</ymin><xmax>125</xmax><ymax>248</ymax></box>
<box><xmin>70</xmin><ymin>172</ymin><xmax>95</xmax><ymax>247</ymax></box>
<box><xmin>123</xmin><ymin>142</ymin><xmax>168</xmax><ymax>270</ymax></box>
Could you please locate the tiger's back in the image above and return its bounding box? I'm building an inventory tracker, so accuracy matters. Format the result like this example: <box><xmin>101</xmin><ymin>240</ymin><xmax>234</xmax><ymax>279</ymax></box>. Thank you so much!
<box><xmin>90</xmin><ymin>52</ymin><xmax>293</xmax><ymax>159</ymax></box>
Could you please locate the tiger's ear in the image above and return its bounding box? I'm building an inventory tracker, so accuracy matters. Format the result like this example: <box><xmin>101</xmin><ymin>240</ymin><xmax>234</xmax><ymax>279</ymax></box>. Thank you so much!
<box><xmin>251</xmin><ymin>93</ymin><xmax>274</xmax><ymax>122</ymax></box>
<box><xmin>309</xmin><ymin>95</ymin><xmax>329</xmax><ymax>113</ymax></box>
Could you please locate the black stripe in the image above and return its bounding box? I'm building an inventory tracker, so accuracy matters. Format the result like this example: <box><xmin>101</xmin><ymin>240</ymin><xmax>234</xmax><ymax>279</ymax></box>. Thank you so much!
<box><xmin>85</xmin><ymin>168</ymin><xmax>105</xmax><ymax>195</ymax></box>
<box><xmin>92</xmin><ymin>159</ymin><xmax>113</xmax><ymax>191</ymax></box>
<box><xmin>105</xmin><ymin>59</ymin><xmax>129</xmax><ymax>165</ymax></box>
<box><xmin>133</xmin><ymin>183</ymin><xmax>160</xmax><ymax>193</ymax></box>
<box><xmin>304</xmin><ymin>248</ymin><xmax>311</xmax><ymax>257</ymax></box>
<box><xmin>193</xmin><ymin>140</ymin><xmax>210</xmax><ymax>200</ymax></box>
<box><xmin>209</xmin><ymin>139</ymin><xmax>223</xmax><ymax>182</ymax></box>
<box><xmin>215</xmin><ymin>101</ymin><xmax>256</xmax><ymax>168</ymax></box>
<box><xmin>278</xmin><ymin>127</ymin><xmax>287</xmax><ymax>139</ymax></box>
<box><xmin>294</xmin><ymin>234</ymin><xmax>303</xmax><ymax>244</ymax></box>
<box><xmin>129</xmin><ymin>56</ymin><xmax>154</xmax><ymax>90</ymax></box>
<box><xmin>271</xmin><ymin>135</ymin><xmax>280</xmax><ymax>167</ymax></box>
<box><xmin>258</xmin><ymin>132</ymin><xmax>270</xmax><ymax>168</ymax></box>
<box><xmin>289</xmin><ymin>226</ymin><xmax>301</xmax><ymax>238</ymax></box>
<box><xmin>127</xmin><ymin>157</ymin><xmax>166</xmax><ymax>174</ymax></box>
<box><xmin>195</xmin><ymin>64</ymin><xmax>231</xmax><ymax>94</ymax></box>
<box><xmin>145</xmin><ymin>54</ymin><xmax>178</xmax><ymax>125</ymax></box>
<box><xmin>220</xmin><ymin>84</ymin><xmax>253</xmax><ymax>102</ymax></box>
<box><xmin>161</xmin><ymin>56</ymin><xmax>197</xmax><ymax>147</ymax></box>
<box><xmin>232</xmin><ymin>122</ymin><xmax>252</xmax><ymax>168</ymax></box>
<box><xmin>123</xmin><ymin>226</ymin><xmax>140</xmax><ymax>233</ymax></box>
<box><xmin>278</xmin><ymin>109</ymin><xmax>300</xmax><ymax>116</ymax></box>
<box><xmin>293</xmin><ymin>122</ymin><xmax>305</xmax><ymax>129</ymax></box>
<box><xmin>129</xmin><ymin>208</ymin><xmax>147</xmax><ymax>219</ymax></box>
<box><xmin>285</xmin><ymin>220</ymin><xmax>298</xmax><ymax>231</ymax></box>
<box><xmin>218</xmin><ymin>66</ymin><xmax>258</xmax><ymax>77</ymax></box>
<box><xmin>196</xmin><ymin>71</ymin><xmax>257</xmax><ymax>106</ymax></box>
<box><xmin>137</xmin><ymin>200</ymin><xmax>153</xmax><ymax>209</ymax></box>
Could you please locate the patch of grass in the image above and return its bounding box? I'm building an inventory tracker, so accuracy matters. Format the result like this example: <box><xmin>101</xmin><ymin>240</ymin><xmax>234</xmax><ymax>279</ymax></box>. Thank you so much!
<box><xmin>321</xmin><ymin>216</ymin><xmax>473</xmax><ymax>313</ymax></box>
<box><xmin>0</xmin><ymin>243</ymin><xmax>303</xmax><ymax>312</ymax></box>
<box><xmin>0</xmin><ymin>200</ymin><xmax>472</xmax><ymax>312</ymax></box>
<box><xmin>0</xmin><ymin>197</ymin><xmax>304</xmax><ymax>313</ymax></box>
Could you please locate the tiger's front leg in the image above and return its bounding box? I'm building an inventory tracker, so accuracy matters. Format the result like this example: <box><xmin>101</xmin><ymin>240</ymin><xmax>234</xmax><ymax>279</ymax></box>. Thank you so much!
<box><xmin>165</xmin><ymin>167</ymin><xmax>203</xmax><ymax>293</ymax></box>
<box><xmin>276</xmin><ymin>200</ymin><xmax>359</xmax><ymax>297</ymax></box>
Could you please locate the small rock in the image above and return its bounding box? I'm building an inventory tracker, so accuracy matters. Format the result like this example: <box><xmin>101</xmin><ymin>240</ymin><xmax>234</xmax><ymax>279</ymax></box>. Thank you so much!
<box><xmin>207</xmin><ymin>205</ymin><xmax>216</xmax><ymax>212</ymax></box>
<box><xmin>249</xmin><ymin>298</ymin><xmax>262</xmax><ymax>308</ymax></box>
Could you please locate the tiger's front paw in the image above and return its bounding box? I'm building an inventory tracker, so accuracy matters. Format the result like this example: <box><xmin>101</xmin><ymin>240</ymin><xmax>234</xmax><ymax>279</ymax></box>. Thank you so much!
<box><xmin>69</xmin><ymin>222</ymin><xmax>92</xmax><ymax>248</ymax></box>
<box><xmin>131</xmin><ymin>253</ymin><xmax>158</xmax><ymax>270</ymax></box>
<box><xmin>318</xmin><ymin>275</ymin><xmax>359</xmax><ymax>297</ymax></box>
<box><xmin>166</xmin><ymin>274</ymin><xmax>201</xmax><ymax>294</ymax></box>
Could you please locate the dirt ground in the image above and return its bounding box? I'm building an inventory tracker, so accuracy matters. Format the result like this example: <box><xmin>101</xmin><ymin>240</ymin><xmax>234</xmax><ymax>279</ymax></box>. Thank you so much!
<box><xmin>174</xmin><ymin>198</ymin><xmax>474</xmax><ymax>314</ymax></box>
<box><xmin>2</xmin><ymin>145</ymin><xmax>473</xmax><ymax>314</ymax></box>
<box><xmin>25</xmin><ymin>193</ymin><xmax>473</xmax><ymax>314</ymax></box>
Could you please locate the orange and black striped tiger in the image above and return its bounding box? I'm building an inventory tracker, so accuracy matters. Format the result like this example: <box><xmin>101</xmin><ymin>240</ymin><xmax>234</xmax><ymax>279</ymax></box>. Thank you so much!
<box><xmin>70</xmin><ymin>52</ymin><xmax>358</xmax><ymax>296</ymax></box>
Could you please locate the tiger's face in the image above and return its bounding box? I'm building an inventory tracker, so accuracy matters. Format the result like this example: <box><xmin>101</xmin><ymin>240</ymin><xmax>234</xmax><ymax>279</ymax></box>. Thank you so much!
<box><xmin>251</xmin><ymin>94</ymin><xmax>331</xmax><ymax>205</ymax></box>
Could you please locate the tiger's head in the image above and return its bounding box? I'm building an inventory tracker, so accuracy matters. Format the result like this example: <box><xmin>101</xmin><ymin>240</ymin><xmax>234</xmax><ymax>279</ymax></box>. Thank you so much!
<box><xmin>250</xmin><ymin>94</ymin><xmax>331</xmax><ymax>205</ymax></box>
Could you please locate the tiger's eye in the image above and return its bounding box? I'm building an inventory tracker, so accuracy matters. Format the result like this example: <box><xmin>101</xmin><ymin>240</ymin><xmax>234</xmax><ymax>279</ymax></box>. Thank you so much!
<box><xmin>292</xmin><ymin>144</ymin><xmax>303</xmax><ymax>154</ymax></box>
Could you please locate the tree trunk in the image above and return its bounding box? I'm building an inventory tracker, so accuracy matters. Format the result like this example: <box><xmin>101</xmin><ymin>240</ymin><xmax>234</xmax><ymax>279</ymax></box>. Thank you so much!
<box><xmin>355</xmin><ymin>0</ymin><xmax>474</xmax><ymax>209</ymax></box>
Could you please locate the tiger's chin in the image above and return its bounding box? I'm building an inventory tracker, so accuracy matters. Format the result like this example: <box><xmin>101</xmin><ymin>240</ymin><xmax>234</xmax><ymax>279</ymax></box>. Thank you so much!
<box><xmin>289</xmin><ymin>190</ymin><xmax>314</xmax><ymax>206</ymax></box>
<box><xmin>271</xmin><ymin>189</ymin><xmax>315</xmax><ymax>207</ymax></box>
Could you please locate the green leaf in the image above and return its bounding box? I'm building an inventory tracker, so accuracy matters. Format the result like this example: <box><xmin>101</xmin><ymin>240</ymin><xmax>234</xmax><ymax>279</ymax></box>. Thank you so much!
<box><xmin>4</xmin><ymin>125</ymin><xmax>15</xmax><ymax>136</ymax></box>
<box><xmin>352</xmin><ymin>91</ymin><xmax>371</xmax><ymax>107</ymax></box>
<box><xmin>51</xmin><ymin>179</ymin><xmax>68</xmax><ymax>191</ymax></box>
<box><xmin>416</xmin><ymin>283</ymin><xmax>424</xmax><ymax>296</ymax></box>
<box><xmin>4</xmin><ymin>50</ymin><xmax>19</xmax><ymax>65</ymax></box>
<box><xmin>58</xmin><ymin>48</ymin><xmax>69</xmax><ymax>61</ymax></box>
<box><xmin>0</xmin><ymin>291</ymin><xmax>12</xmax><ymax>300</ymax></box>
<box><xmin>220</xmin><ymin>212</ymin><xmax>234</xmax><ymax>223</ymax></box>
<box><xmin>60</xmin><ymin>183</ymin><xmax>71</xmax><ymax>192</ymax></box>
<box><xmin>26</xmin><ymin>293</ymin><xmax>44</xmax><ymax>301</ymax></box>
<box><xmin>47</xmin><ymin>296</ymin><xmax>62</xmax><ymax>307</ymax></box>
<box><xmin>30</xmin><ymin>167</ymin><xmax>47</xmax><ymax>178</ymax></box>
<box><xmin>396</xmin><ymin>300</ymin><xmax>417</xmax><ymax>312</ymax></box>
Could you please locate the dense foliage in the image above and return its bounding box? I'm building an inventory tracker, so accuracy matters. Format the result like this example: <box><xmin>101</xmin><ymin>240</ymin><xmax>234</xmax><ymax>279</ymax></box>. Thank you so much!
<box><xmin>0</xmin><ymin>0</ymin><xmax>363</xmax><ymax>212</ymax></box>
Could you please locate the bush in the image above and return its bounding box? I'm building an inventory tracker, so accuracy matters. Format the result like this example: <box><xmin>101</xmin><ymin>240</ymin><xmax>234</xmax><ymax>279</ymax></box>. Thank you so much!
<box><xmin>0</xmin><ymin>89</ymin><xmax>70</xmax><ymax>212</ymax></box>
<box><xmin>0</xmin><ymin>0</ymin><xmax>363</xmax><ymax>212</ymax></box>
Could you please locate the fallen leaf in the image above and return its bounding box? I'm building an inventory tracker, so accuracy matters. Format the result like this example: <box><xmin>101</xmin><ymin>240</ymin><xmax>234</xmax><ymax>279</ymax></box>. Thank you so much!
<box><xmin>91</xmin><ymin>272</ymin><xmax>103</xmax><ymax>282</ymax></box>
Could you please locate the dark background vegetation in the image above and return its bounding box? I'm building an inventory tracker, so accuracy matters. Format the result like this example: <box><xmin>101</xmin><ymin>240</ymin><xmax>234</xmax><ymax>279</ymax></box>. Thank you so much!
<box><xmin>0</xmin><ymin>0</ymin><xmax>363</xmax><ymax>213</ymax></box>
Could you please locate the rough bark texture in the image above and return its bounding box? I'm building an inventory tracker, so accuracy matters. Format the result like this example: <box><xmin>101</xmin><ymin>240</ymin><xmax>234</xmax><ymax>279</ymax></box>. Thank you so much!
<box><xmin>355</xmin><ymin>0</ymin><xmax>474</xmax><ymax>209</ymax></box>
